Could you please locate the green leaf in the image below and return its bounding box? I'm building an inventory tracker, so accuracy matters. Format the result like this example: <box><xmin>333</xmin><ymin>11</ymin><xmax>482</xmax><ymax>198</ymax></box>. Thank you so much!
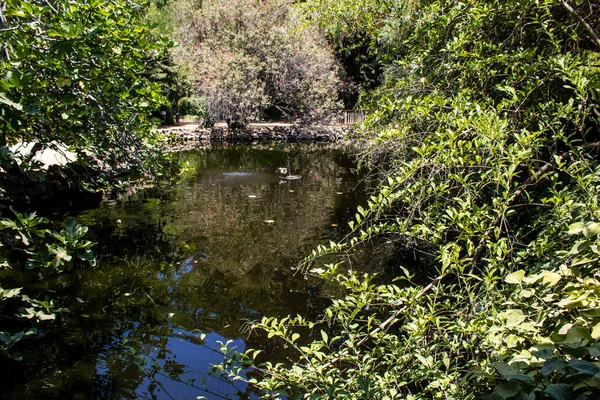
<box><xmin>56</xmin><ymin>77</ymin><xmax>72</xmax><ymax>88</ymax></box>
<box><xmin>583</xmin><ymin>222</ymin><xmax>600</xmax><ymax>238</ymax></box>
<box><xmin>320</xmin><ymin>330</ymin><xmax>328</xmax><ymax>344</ymax></box>
<box><xmin>591</xmin><ymin>322</ymin><xmax>600</xmax><ymax>340</ymax></box>
<box><xmin>505</xmin><ymin>310</ymin><xmax>526</xmax><ymax>328</ymax></box>
<box><xmin>505</xmin><ymin>270</ymin><xmax>525</xmax><ymax>284</ymax></box>
<box><xmin>48</xmin><ymin>245</ymin><xmax>72</xmax><ymax>268</ymax></box>
<box><xmin>568</xmin><ymin>360</ymin><xmax>600</xmax><ymax>375</ymax></box>
<box><xmin>569</xmin><ymin>240</ymin><xmax>591</xmax><ymax>255</ymax></box>
<box><xmin>0</xmin><ymin>92</ymin><xmax>23</xmax><ymax>110</ymax></box>
<box><xmin>1</xmin><ymin>287</ymin><xmax>22</xmax><ymax>299</ymax></box>
<box><xmin>494</xmin><ymin>381</ymin><xmax>521</xmax><ymax>399</ymax></box>
<box><xmin>38</xmin><ymin>312</ymin><xmax>55</xmax><ymax>321</ymax></box>
<box><xmin>357</xmin><ymin>376</ymin><xmax>370</xmax><ymax>393</ymax></box>
<box><xmin>532</xmin><ymin>343</ymin><xmax>555</xmax><ymax>358</ymax></box>
<box><xmin>588</xmin><ymin>343</ymin><xmax>600</xmax><ymax>358</ymax></box>
<box><xmin>543</xmin><ymin>384</ymin><xmax>573</xmax><ymax>400</ymax></box>
<box><xmin>492</xmin><ymin>362</ymin><xmax>516</xmax><ymax>376</ymax></box>
<box><xmin>541</xmin><ymin>358</ymin><xmax>566</xmax><ymax>376</ymax></box>
<box><xmin>5</xmin><ymin>9</ymin><xmax>27</xmax><ymax>17</ymax></box>
<box><xmin>539</xmin><ymin>271</ymin><xmax>561</xmax><ymax>286</ymax></box>
<box><xmin>567</xmin><ymin>222</ymin><xmax>585</xmax><ymax>235</ymax></box>
<box><xmin>561</xmin><ymin>325</ymin><xmax>592</xmax><ymax>348</ymax></box>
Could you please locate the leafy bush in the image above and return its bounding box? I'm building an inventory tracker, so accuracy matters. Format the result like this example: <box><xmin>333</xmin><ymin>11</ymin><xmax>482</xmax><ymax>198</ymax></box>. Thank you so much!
<box><xmin>0</xmin><ymin>0</ymin><xmax>173</xmax><ymax>179</ymax></box>
<box><xmin>0</xmin><ymin>209</ymin><xmax>96</xmax><ymax>356</ymax></box>
<box><xmin>178</xmin><ymin>97</ymin><xmax>203</xmax><ymax>117</ymax></box>
<box><xmin>177</xmin><ymin>96</ymin><xmax>211</xmax><ymax>125</ymax></box>
<box><xmin>173</xmin><ymin>0</ymin><xmax>343</xmax><ymax>125</ymax></box>
<box><xmin>210</xmin><ymin>0</ymin><xmax>600</xmax><ymax>398</ymax></box>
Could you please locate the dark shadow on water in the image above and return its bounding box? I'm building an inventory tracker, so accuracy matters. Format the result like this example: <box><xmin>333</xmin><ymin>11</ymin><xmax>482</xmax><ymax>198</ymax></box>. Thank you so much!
<box><xmin>0</xmin><ymin>143</ymin><xmax>431</xmax><ymax>399</ymax></box>
<box><xmin>0</xmin><ymin>143</ymin><xmax>370</xmax><ymax>399</ymax></box>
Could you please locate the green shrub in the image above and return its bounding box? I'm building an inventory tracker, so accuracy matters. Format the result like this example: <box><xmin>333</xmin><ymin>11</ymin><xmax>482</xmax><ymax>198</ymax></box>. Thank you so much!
<box><xmin>178</xmin><ymin>96</ymin><xmax>205</xmax><ymax>117</ymax></box>
<box><xmin>210</xmin><ymin>0</ymin><xmax>600</xmax><ymax>398</ymax></box>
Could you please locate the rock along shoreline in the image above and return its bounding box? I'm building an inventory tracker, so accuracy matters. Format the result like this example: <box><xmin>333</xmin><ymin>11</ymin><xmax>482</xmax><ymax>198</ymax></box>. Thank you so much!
<box><xmin>159</xmin><ymin>123</ymin><xmax>350</xmax><ymax>146</ymax></box>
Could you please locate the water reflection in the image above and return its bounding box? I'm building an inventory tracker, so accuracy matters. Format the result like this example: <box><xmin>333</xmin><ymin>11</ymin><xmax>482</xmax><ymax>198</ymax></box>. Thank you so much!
<box><xmin>0</xmin><ymin>143</ymin><xmax>369</xmax><ymax>399</ymax></box>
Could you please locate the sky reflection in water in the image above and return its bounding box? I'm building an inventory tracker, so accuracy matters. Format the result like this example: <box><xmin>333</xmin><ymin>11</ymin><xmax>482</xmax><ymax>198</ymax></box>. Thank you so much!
<box><xmin>1</xmin><ymin>143</ymin><xmax>369</xmax><ymax>399</ymax></box>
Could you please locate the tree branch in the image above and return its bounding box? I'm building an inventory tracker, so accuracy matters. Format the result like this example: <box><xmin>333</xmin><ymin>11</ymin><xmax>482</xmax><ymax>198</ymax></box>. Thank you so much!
<box><xmin>322</xmin><ymin>275</ymin><xmax>442</xmax><ymax>368</ymax></box>
<box><xmin>562</xmin><ymin>1</ymin><xmax>600</xmax><ymax>50</ymax></box>
<box><xmin>0</xmin><ymin>1</ymin><xmax>11</xmax><ymax>60</ymax></box>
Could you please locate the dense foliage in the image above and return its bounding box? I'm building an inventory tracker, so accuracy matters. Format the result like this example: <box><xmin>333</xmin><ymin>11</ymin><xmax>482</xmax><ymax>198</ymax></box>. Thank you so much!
<box><xmin>173</xmin><ymin>0</ymin><xmax>342</xmax><ymax>126</ymax></box>
<box><xmin>0</xmin><ymin>0</ymin><xmax>177</xmax><ymax>357</ymax></box>
<box><xmin>228</xmin><ymin>0</ymin><xmax>600</xmax><ymax>398</ymax></box>
<box><xmin>178</xmin><ymin>96</ymin><xmax>211</xmax><ymax>125</ymax></box>
<box><xmin>298</xmin><ymin>0</ymin><xmax>394</xmax><ymax>104</ymax></box>
<box><xmin>0</xmin><ymin>0</ymin><xmax>173</xmax><ymax>187</ymax></box>
<box><xmin>2</xmin><ymin>0</ymin><xmax>600</xmax><ymax>398</ymax></box>
<box><xmin>0</xmin><ymin>210</ymin><xmax>95</xmax><ymax>354</ymax></box>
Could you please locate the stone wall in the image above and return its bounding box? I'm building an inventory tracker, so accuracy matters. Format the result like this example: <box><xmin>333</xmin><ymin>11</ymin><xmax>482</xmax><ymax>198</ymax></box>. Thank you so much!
<box><xmin>162</xmin><ymin>124</ymin><xmax>349</xmax><ymax>145</ymax></box>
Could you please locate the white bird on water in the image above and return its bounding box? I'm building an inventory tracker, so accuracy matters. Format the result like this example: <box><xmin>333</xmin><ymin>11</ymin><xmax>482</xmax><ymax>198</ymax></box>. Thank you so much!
<box><xmin>277</xmin><ymin>167</ymin><xmax>302</xmax><ymax>180</ymax></box>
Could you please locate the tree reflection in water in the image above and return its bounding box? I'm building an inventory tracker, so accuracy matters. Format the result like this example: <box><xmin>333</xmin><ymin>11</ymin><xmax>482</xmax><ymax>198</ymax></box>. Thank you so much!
<box><xmin>0</xmin><ymin>143</ymin><xmax>375</xmax><ymax>399</ymax></box>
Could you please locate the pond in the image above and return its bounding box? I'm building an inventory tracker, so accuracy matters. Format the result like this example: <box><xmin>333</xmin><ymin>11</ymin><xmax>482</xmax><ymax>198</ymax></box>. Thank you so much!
<box><xmin>1</xmin><ymin>143</ymin><xmax>374</xmax><ymax>399</ymax></box>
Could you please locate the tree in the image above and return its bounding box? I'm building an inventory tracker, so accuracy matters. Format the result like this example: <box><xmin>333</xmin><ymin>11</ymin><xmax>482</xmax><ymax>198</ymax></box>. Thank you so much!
<box><xmin>298</xmin><ymin>0</ymin><xmax>396</xmax><ymax>107</ymax></box>
<box><xmin>0</xmin><ymin>0</ymin><xmax>178</xmax><ymax>357</ymax></box>
<box><xmin>0</xmin><ymin>0</ymin><xmax>173</xmax><ymax>186</ymax></box>
<box><xmin>173</xmin><ymin>0</ymin><xmax>342</xmax><ymax>126</ymax></box>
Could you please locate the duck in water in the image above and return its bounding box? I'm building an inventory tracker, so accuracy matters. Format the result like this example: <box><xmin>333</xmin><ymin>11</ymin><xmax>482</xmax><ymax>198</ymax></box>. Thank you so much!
<box><xmin>277</xmin><ymin>167</ymin><xmax>302</xmax><ymax>180</ymax></box>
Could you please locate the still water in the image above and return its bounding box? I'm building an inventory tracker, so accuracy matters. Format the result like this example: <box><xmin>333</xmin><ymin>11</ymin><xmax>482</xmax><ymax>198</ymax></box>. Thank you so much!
<box><xmin>1</xmin><ymin>143</ymin><xmax>370</xmax><ymax>399</ymax></box>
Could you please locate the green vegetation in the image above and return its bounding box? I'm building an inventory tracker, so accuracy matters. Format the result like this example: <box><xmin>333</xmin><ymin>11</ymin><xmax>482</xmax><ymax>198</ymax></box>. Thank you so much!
<box><xmin>2</xmin><ymin>0</ymin><xmax>600</xmax><ymax>398</ymax></box>
<box><xmin>178</xmin><ymin>96</ymin><xmax>211</xmax><ymax>125</ymax></box>
<box><xmin>0</xmin><ymin>0</ymin><xmax>174</xmax><ymax>178</ymax></box>
<box><xmin>229</xmin><ymin>0</ymin><xmax>600</xmax><ymax>398</ymax></box>
<box><xmin>0</xmin><ymin>210</ymin><xmax>95</xmax><ymax>353</ymax></box>
<box><xmin>298</xmin><ymin>0</ymin><xmax>393</xmax><ymax>103</ymax></box>
<box><xmin>173</xmin><ymin>0</ymin><xmax>343</xmax><ymax>126</ymax></box>
<box><xmin>0</xmin><ymin>0</ymin><xmax>179</xmax><ymax>358</ymax></box>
